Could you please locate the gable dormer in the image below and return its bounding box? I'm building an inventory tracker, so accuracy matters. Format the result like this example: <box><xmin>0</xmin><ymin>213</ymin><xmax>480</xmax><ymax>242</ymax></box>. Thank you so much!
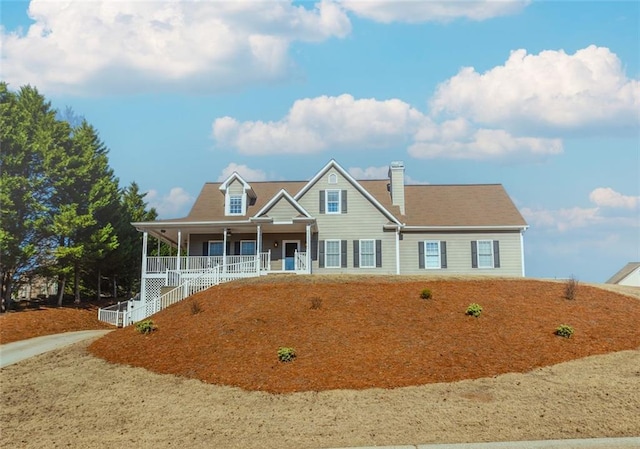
<box><xmin>218</xmin><ymin>172</ymin><xmax>256</xmax><ymax>216</ymax></box>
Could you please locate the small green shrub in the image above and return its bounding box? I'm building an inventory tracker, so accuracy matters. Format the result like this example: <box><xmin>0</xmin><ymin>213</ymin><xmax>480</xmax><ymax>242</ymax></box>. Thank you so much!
<box><xmin>420</xmin><ymin>288</ymin><xmax>432</xmax><ymax>300</ymax></box>
<box><xmin>135</xmin><ymin>320</ymin><xmax>157</xmax><ymax>334</ymax></box>
<box><xmin>465</xmin><ymin>303</ymin><xmax>483</xmax><ymax>317</ymax></box>
<box><xmin>190</xmin><ymin>300</ymin><xmax>203</xmax><ymax>315</ymax></box>
<box><xmin>555</xmin><ymin>324</ymin><xmax>574</xmax><ymax>338</ymax></box>
<box><xmin>564</xmin><ymin>276</ymin><xmax>579</xmax><ymax>300</ymax></box>
<box><xmin>277</xmin><ymin>347</ymin><xmax>297</xmax><ymax>363</ymax></box>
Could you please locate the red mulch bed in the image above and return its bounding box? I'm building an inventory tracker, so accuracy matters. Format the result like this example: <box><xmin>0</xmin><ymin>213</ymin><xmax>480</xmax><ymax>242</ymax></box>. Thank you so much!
<box><xmin>88</xmin><ymin>276</ymin><xmax>640</xmax><ymax>393</ymax></box>
<box><xmin>0</xmin><ymin>303</ymin><xmax>113</xmax><ymax>344</ymax></box>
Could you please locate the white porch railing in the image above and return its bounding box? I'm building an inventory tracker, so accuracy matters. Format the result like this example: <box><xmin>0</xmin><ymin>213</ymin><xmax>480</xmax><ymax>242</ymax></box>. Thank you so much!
<box><xmin>146</xmin><ymin>253</ymin><xmax>271</xmax><ymax>274</ymax></box>
<box><xmin>98</xmin><ymin>258</ymin><xmax>264</xmax><ymax>327</ymax></box>
<box><xmin>295</xmin><ymin>251</ymin><xmax>307</xmax><ymax>272</ymax></box>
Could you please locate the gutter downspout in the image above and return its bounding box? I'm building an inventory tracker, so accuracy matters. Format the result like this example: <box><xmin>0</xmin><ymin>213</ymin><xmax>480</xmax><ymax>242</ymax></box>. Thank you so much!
<box><xmin>520</xmin><ymin>229</ymin><xmax>526</xmax><ymax>277</ymax></box>
<box><xmin>395</xmin><ymin>227</ymin><xmax>401</xmax><ymax>275</ymax></box>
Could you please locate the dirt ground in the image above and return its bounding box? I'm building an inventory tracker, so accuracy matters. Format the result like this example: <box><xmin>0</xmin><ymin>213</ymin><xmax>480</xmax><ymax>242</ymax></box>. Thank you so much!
<box><xmin>1</xmin><ymin>277</ymin><xmax>639</xmax><ymax>448</ymax></box>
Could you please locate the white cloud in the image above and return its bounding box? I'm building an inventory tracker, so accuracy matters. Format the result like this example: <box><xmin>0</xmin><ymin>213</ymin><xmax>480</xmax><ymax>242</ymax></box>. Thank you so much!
<box><xmin>521</xmin><ymin>187</ymin><xmax>639</xmax><ymax>232</ymax></box>
<box><xmin>347</xmin><ymin>165</ymin><xmax>423</xmax><ymax>184</ymax></box>
<box><xmin>409</xmin><ymin>120</ymin><xmax>563</xmax><ymax>160</ymax></box>
<box><xmin>217</xmin><ymin>163</ymin><xmax>268</xmax><ymax>182</ymax></box>
<box><xmin>589</xmin><ymin>187</ymin><xmax>639</xmax><ymax>209</ymax></box>
<box><xmin>348</xmin><ymin>165</ymin><xmax>389</xmax><ymax>180</ymax></box>
<box><xmin>213</xmin><ymin>94</ymin><xmax>425</xmax><ymax>155</ymax></box>
<box><xmin>521</xmin><ymin>206</ymin><xmax>603</xmax><ymax>232</ymax></box>
<box><xmin>339</xmin><ymin>0</ymin><xmax>529</xmax><ymax>23</ymax></box>
<box><xmin>1</xmin><ymin>0</ymin><xmax>351</xmax><ymax>95</ymax></box>
<box><xmin>146</xmin><ymin>187</ymin><xmax>193</xmax><ymax>218</ymax></box>
<box><xmin>212</xmin><ymin>94</ymin><xmax>558</xmax><ymax>161</ymax></box>
<box><xmin>430</xmin><ymin>45</ymin><xmax>640</xmax><ymax>133</ymax></box>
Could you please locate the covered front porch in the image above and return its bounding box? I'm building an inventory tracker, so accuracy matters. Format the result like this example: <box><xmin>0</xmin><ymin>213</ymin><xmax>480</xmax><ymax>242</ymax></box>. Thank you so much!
<box><xmin>134</xmin><ymin>218</ymin><xmax>317</xmax><ymax>301</ymax></box>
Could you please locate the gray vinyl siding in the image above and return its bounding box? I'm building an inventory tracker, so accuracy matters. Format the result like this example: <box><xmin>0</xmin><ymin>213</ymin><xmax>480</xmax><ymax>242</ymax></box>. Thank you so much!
<box><xmin>297</xmin><ymin>170</ymin><xmax>396</xmax><ymax>275</ymax></box>
<box><xmin>227</xmin><ymin>179</ymin><xmax>244</xmax><ymax>195</ymax></box>
<box><xmin>399</xmin><ymin>231</ymin><xmax>523</xmax><ymax>277</ymax></box>
<box><xmin>266</xmin><ymin>198</ymin><xmax>299</xmax><ymax>221</ymax></box>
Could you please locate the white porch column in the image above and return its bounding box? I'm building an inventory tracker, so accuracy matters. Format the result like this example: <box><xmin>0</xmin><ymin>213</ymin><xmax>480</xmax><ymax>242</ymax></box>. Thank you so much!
<box><xmin>306</xmin><ymin>224</ymin><xmax>312</xmax><ymax>274</ymax></box>
<box><xmin>177</xmin><ymin>229</ymin><xmax>182</xmax><ymax>271</ymax></box>
<box><xmin>223</xmin><ymin>227</ymin><xmax>228</xmax><ymax>273</ymax></box>
<box><xmin>141</xmin><ymin>231</ymin><xmax>148</xmax><ymax>301</ymax></box>
<box><xmin>395</xmin><ymin>227</ymin><xmax>401</xmax><ymax>275</ymax></box>
<box><xmin>256</xmin><ymin>225</ymin><xmax>262</xmax><ymax>272</ymax></box>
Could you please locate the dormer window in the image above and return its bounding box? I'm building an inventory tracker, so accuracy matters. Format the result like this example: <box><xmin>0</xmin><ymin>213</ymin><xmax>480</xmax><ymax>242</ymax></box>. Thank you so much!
<box><xmin>229</xmin><ymin>194</ymin><xmax>243</xmax><ymax>215</ymax></box>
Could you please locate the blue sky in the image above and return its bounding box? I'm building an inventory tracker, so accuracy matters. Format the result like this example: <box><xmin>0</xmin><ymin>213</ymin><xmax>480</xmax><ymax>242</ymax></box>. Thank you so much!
<box><xmin>1</xmin><ymin>0</ymin><xmax>638</xmax><ymax>282</ymax></box>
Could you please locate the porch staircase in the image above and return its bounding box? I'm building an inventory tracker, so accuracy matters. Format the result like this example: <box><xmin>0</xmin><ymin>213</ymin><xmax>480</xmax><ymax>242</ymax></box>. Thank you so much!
<box><xmin>97</xmin><ymin>261</ymin><xmax>260</xmax><ymax>327</ymax></box>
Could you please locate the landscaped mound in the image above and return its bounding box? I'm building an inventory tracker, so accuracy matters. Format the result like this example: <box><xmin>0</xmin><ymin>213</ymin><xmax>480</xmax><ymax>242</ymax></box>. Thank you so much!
<box><xmin>88</xmin><ymin>277</ymin><xmax>640</xmax><ymax>393</ymax></box>
<box><xmin>0</xmin><ymin>304</ymin><xmax>113</xmax><ymax>344</ymax></box>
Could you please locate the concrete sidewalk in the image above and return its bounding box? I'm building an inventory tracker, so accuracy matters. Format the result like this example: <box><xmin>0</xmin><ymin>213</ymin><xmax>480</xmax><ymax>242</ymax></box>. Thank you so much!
<box><xmin>325</xmin><ymin>437</ymin><xmax>640</xmax><ymax>449</ymax></box>
<box><xmin>0</xmin><ymin>329</ymin><xmax>112</xmax><ymax>368</ymax></box>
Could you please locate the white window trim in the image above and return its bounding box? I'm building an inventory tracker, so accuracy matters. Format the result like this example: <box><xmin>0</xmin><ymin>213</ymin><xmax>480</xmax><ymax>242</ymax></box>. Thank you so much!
<box><xmin>325</xmin><ymin>239</ymin><xmax>341</xmax><ymax>268</ymax></box>
<box><xmin>226</xmin><ymin>193</ymin><xmax>245</xmax><ymax>216</ymax></box>
<box><xmin>240</xmin><ymin>239</ymin><xmax>256</xmax><ymax>255</ymax></box>
<box><xmin>477</xmin><ymin>239</ymin><xmax>494</xmax><ymax>269</ymax></box>
<box><xmin>359</xmin><ymin>239</ymin><xmax>376</xmax><ymax>268</ymax></box>
<box><xmin>325</xmin><ymin>189</ymin><xmax>341</xmax><ymax>214</ymax></box>
<box><xmin>424</xmin><ymin>240</ymin><xmax>441</xmax><ymax>269</ymax></box>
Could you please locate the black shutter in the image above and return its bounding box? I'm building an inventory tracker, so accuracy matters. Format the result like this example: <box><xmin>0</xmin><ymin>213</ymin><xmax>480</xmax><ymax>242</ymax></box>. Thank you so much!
<box><xmin>493</xmin><ymin>240</ymin><xmax>500</xmax><ymax>268</ymax></box>
<box><xmin>202</xmin><ymin>242</ymin><xmax>208</xmax><ymax>256</ymax></box>
<box><xmin>376</xmin><ymin>240</ymin><xmax>382</xmax><ymax>268</ymax></box>
<box><xmin>418</xmin><ymin>242</ymin><xmax>425</xmax><ymax>269</ymax></box>
<box><xmin>341</xmin><ymin>190</ymin><xmax>347</xmax><ymax>213</ymax></box>
<box><xmin>471</xmin><ymin>241</ymin><xmax>478</xmax><ymax>268</ymax></box>
<box><xmin>319</xmin><ymin>190</ymin><xmax>325</xmax><ymax>214</ymax></box>
<box><xmin>341</xmin><ymin>240</ymin><xmax>347</xmax><ymax>268</ymax></box>
<box><xmin>440</xmin><ymin>241</ymin><xmax>447</xmax><ymax>268</ymax></box>
<box><xmin>353</xmin><ymin>240</ymin><xmax>359</xmax><ymax>268</ymax></box>
<box><xmin>234</xmin><ymin>241</ymin><xmax>240</xmax><ymax>255</ymax></box>
<box><xmin>311</xmin><ymin>233</ymin><xmax>318</xmax><ymax>261</ymax></box>
<box><xmin>318</xmin><ymin>240</ymin><xmax>325</xmax><ymax>268</ymax></box>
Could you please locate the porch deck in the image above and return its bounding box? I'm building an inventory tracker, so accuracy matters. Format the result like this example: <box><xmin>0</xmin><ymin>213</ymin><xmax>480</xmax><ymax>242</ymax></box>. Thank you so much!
<box><xmin>145</xmin><ymin>252</ymin><xmax>308</xmax><ymax>275</ymax></box>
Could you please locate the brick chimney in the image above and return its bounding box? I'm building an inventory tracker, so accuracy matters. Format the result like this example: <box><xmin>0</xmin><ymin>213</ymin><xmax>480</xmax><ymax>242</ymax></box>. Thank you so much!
<box><xmin>388</xmin><ymin>161</ymin><xmax>405</xmax><ymax>215</ymax></box>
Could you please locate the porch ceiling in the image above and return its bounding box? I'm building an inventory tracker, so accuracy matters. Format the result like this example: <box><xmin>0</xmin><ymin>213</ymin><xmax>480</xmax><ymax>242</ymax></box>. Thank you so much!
<box><xmin>133</xmin><ymin>220</ymin><xmax>315</xmax><ymax>247</ymax></box>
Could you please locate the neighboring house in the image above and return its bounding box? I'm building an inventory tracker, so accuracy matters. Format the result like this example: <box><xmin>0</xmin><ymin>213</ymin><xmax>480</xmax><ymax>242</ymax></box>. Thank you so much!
<box><xmin>606</xmin><ymin>262</ymin><xmax>640</xmax><ymax>287</ymax></box>
<box><xmin>98</xmin><ymin>160</ymin><xmax>528</xmax><ymax>326</ymax></box>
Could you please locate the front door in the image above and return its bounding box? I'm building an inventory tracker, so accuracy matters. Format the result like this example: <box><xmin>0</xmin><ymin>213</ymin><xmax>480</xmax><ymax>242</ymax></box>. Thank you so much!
<box><xmin>283</xmin><ymin>241</ymin><xmax>299</xmax><ymax>271</ymax></box>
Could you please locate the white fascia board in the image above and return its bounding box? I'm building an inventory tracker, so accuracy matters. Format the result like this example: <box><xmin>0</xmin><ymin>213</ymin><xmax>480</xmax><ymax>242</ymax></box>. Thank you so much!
<box><xmin>218</xmin><ymin>171</ymin><xmax>252</xmax><ymax>192</ymax></box>
<box><xmin>132</xmin><ymin>220</ymin><xmax>254</xmax><ymax>230</ymax></box>
<box><xmin>253</xmin><ymin>189</ymin><xmax>312</xmax><ymax>218</ymax></box>
<box><xmin>294</xmin><ymin>159</ymin><xmax>401</xmax><ymax>225</ymax></box>
<box><xmin>401</xmin><ymin>225</ymin><xmax>529</xmax><ymax>232</ymax></box>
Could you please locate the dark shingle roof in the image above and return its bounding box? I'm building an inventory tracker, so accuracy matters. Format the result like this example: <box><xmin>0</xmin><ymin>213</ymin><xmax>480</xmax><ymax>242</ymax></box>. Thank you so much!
<box><xmin>165</xmin><ymin>179</ymin><xmax>526</xmax><ymax>228</ymax></box>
